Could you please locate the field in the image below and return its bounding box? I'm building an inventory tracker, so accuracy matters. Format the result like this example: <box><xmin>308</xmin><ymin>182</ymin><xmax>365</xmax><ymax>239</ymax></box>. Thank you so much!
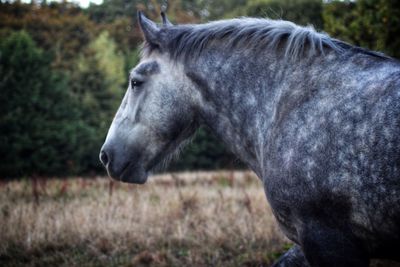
<box><xmin>0</xmin><ymin>171</ymin><xmax>399</xmax><ymax>267</ymax></box>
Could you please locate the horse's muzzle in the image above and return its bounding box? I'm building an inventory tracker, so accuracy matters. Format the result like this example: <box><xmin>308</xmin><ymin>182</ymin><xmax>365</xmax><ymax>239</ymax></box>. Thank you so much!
<box><xmin>99</xmin><ymin>145</ymin><xmax>148</xmax><ymax>184</ymax></box>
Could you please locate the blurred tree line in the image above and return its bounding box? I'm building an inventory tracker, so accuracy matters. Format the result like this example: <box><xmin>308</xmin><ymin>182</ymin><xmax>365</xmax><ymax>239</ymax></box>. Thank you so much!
<box><xmin>0</xmin><ymin>0</ymin><xmax>399</xmax><ymax>178</ymax></box>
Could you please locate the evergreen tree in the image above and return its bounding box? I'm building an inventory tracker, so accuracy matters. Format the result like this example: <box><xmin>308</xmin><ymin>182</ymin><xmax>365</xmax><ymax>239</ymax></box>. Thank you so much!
<box><xmin>229</xmin><ymin>0</ymin><xmax>324</xmax><ymax>29</ymax></box>
<box><xmin>169</xmin><ymin>127</ymin><xmax>241</xmax><ymax>171</ymax></box>
<box><xmin>0</xmin><ymin>31</ymin><xmax>89</xmax><ymax>177</ymax></box>
<box><xmin>323</xmin><ymin>0</ymin><xmax>400</xmax><ymax>59</ymax></box>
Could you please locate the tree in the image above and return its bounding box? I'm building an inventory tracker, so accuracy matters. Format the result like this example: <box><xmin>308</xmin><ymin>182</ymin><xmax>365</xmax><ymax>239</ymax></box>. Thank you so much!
<box><xmin>68</xmin><ymin>31</ymin><xmax>126</xmax><ymax>172</ymax></box>
<box><xmin>73</xmin><ymin>31</ymin><xmax>126</xmax><ymax>127</ymax></box>
<box><xmin>323</xmin><ymin>0</ymin><xmax>400</xmax><ymax>59</ymax></box>
<box><xmin>229</xmin><ymin>0</ymin><xmax>324</xmax><ymax>29</ymax></box>
<box><xmin>169</xmin><ymin>127</ymin><xmax>241</xmax><ymax>171</ymax></box>
<box><xmin>0</xmin><ymin>31</ymin><xmax>90</xmax><ymax>177</ymax></box>
<box><xmin>0</xmin><ymin>1</ymin><xmax>97</xmax><ymax>70</ymax></box>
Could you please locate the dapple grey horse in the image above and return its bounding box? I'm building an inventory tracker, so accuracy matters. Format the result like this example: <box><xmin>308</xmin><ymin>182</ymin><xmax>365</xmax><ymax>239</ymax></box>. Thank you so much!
<box><xmin>100</xmin><ymin>12</ymin><xmax>400</xmax><ymax>266</ymax></box>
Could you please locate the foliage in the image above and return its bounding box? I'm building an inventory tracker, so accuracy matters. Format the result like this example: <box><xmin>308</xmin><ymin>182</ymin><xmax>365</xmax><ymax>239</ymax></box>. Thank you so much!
<box><xmin>170</xmin><ymin>127</ymin><xmax>242</xmax><ymax>171</ymax></box>
<box><xmin>323</xmin><ymin>0</ymin><xmax>400</xmax><ymax>59</ymax></box>
<box><xmin>0</xmin><ymin>31</ymin><xmax>90</xmax><ymax>176</ymax></box>
<box><xmin>228</xmin><ymin>0</ymin><xmax>324</xmax><ymax>29</ymax></box>
<box><xmin>0</xmin><ymin>1</ymin><xmax>97</xmax><ymax>70</ymax></box>
<box><xmin>86</xmin><ymin>0</ymin><xmax>138</xmax><ymax>23</ymax></box>
<box><xmin>85</xmin><ymin>31</ymin><xmax>125</xmax><ymax>95</ymax></box>
<box><xmin>70</xmin><ymin>31</ymin><xmax>127</xmax><ymax>172</ymax></box>
<box><xmin>200</xmin><ymin>0</ymin><xmax>247</xmax><ymax>20</ymax></box>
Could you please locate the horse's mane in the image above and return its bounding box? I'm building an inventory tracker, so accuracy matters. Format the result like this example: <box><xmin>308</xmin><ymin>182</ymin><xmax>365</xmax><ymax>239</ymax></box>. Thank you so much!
<box><xmin>143</xmin><ymin>17</ymin><xmax>389</xmax><ymax>61</ymax></box>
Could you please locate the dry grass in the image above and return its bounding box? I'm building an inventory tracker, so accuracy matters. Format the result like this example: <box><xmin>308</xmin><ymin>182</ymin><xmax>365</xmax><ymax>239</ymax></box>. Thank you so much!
<box><xmin>0</xmin><ymin>171</ymin><xmax>289</xmax><ymax>267</ymax></box>
<box><xmin>1</xmin><ymin>171</ymin><xmax>399</xmax><ymax>267</ymax></box>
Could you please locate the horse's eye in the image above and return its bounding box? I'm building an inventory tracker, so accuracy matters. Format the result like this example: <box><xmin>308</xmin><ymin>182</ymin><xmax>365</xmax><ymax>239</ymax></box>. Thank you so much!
<box><xmin>131</xmin><ymin>79</ymin><xmax>144</xmax><ymax>88</ymax></box>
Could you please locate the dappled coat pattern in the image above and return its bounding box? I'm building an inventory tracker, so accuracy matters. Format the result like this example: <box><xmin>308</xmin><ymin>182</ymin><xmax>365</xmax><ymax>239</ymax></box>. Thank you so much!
<box><xmin>100</xmin><ymin>12</ymin><xmax>400</xmax><ymax>267</ymax></box>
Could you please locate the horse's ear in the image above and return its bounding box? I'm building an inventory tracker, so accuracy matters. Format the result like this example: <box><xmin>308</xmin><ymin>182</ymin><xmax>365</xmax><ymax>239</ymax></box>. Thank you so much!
<box><xmin>161</xmin><ymin>11</ymin><xmax>173</xmax><ymax>27</ymax></box>
<box><xmin>138</xmin><ymin>11</ymin><xmax>162</xmax><ymax>47</ymax></box>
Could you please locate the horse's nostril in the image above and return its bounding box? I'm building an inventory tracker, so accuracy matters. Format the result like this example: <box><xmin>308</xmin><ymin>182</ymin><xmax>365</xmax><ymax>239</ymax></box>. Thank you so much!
<box><xmin>99</xmin><ymin>150</ymin><xmax>109</xmax><ymax>166</ymax></box>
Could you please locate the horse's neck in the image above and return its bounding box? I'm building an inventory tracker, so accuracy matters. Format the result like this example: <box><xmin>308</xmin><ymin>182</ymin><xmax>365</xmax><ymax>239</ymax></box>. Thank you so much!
<box><xmin>187</xmin><ymin>46</ymin><xmax>397</xmax><ymax>178</ymax></box>
<box><xmin>186</xmin><ymin>50</ymin><xmax>279</xmax><ymax>175</ymax></box>
<box><xmin>188</xmin><ymin>49</ymin><xmax>339</xmax><ymax>177</ymax></box>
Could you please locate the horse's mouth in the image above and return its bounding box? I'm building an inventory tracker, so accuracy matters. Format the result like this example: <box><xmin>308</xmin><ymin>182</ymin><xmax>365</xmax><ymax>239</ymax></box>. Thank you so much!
<box><xmin>111</xmin><ymin>161</ymin><xmax>149</xmax><ymax>184</ymax></box>
<box><xmin>118</xmin><ymin>162</ymin><xmax>132</xmax><ymax>180</ymax></box>
<box><xmin>109</xmin><ymin>126</ymin><xmax>195</xmax><ymax>184</ymax></box>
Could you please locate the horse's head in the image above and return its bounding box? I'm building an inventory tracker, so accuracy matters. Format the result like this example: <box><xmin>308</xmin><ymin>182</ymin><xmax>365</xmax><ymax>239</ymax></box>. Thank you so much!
<box><xmin>99</xmin><ymin>12</ymin><xmax>198</xmax><ymax>183</ymax></box>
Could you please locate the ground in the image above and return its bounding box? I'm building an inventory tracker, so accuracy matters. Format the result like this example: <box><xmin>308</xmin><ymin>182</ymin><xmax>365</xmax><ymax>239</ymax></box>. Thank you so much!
<box><xmin>0</xmin><ymin>171</ymin><xmax>399</xmax><ymax>267</ymax></box>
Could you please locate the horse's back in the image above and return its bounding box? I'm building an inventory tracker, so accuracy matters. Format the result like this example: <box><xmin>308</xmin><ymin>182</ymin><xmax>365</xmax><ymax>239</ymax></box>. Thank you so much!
<box><xmin>265</xmin><ymin>58</ymin><xmax>400</xmax><ymax>259</ymax></box>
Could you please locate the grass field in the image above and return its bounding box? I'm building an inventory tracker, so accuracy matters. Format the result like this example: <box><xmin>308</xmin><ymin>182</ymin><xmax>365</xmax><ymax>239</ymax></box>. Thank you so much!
<box><xmin>0</xmin><ymin>171</ymin><xmax>399</xmax><ymax>267</ymax></box>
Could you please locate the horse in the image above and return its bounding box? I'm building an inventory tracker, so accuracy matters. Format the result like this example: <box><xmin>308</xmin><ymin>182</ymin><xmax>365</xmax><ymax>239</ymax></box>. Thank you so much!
<box><xmin>99</xmin><ymin>12</ymin><xmax>400</xmax><ymax>267</ymax></box>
